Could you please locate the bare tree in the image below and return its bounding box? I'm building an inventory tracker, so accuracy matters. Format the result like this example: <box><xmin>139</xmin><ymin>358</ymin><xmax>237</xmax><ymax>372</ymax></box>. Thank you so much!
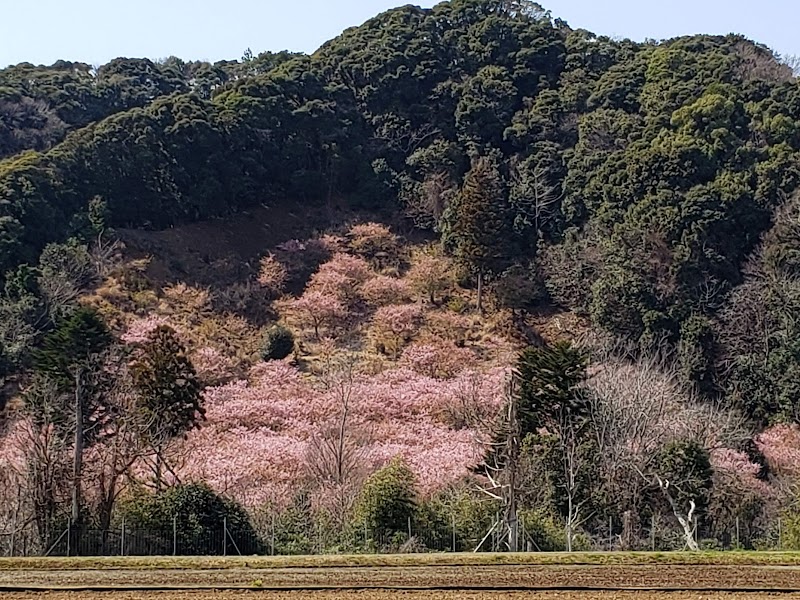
<box><xmin>509</xmin><ymin>159</ymin><xmax>563</xmax><ymax>237</ymax></box>
<box><xmin>781</xmin><ymin>54</ymin><xmax>800</xmax><ymax>78</ymax></box>
<box><xmin>476</xmin><ymin>378</ymin><xmax>523</xmax><ymax>552</ymax></box>
<box><xmin>15</xmin><ymin>377</ymin><xmax>72</xmax><ymax>549</ymax></box>
<box><xmin>305</xmin><ymin>353</ymin><xmax>371</xmax><ymax>530</ymax></box>
<box><xmin>586</xmin><ymin>345</ymin><xmax>747</xmax><ymax>550</ymax></box>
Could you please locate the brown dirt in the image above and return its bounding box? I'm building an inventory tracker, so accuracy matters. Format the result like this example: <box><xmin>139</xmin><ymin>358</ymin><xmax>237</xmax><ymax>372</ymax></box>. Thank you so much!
<box><xmin>2</xmin><ymin>564</ymin><xmax>800</xmax><ymax>591</ymax></box>
<box><xmin>0</xmin><ymin>591</ymin><xmax>798</xmax><ymax>600</ymax></box>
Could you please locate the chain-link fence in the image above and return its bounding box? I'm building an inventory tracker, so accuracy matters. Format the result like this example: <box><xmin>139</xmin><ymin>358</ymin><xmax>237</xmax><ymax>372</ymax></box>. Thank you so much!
<box><xmin>0</xmin><ymin>512</ymin><xmax>791</xmax><ymax>557</ymax></box>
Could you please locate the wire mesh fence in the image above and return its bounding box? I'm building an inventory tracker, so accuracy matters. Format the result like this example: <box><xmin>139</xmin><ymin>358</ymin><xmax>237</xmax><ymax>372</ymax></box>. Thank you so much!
<box><xmin>0</xmin><ymin>512</ymin><xmax>791</xmax><ymax>557</ymax></box>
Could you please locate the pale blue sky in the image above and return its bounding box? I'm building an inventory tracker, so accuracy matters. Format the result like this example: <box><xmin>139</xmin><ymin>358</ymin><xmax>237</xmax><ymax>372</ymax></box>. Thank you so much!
<box><xmin>1</xmin><ymin>0</ymin><xmax>798</xmax><ymax>69</ymax></box>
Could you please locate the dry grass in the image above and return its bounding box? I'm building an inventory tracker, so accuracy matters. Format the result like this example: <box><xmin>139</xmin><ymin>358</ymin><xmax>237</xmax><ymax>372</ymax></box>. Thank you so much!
<box><xmin>4</xmin><ymin>552</ymin><xmax>800</xmax><ymax>571</ymax></box>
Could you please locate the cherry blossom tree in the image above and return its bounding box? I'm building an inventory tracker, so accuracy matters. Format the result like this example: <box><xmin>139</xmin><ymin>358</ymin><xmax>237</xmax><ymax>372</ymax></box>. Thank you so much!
<box><xmin>347</xmin><ymin>223</ymin><xmax>400</xmax><ymax>268</ymax></box>
<box><xmin>308</xmin><ymin>253</ymin><xmax>372</xmax><ymax>304</ymax></box>
<box><xmin>176</xmin><ymin>358</ymin><xmax>507</xmax><ymax>512</ymax></box>
<box><xmin>406</xmin><ymin>248</ymin><xmax>454</xmax><ymax>305</ymax></box>
<box><xmin>369</xmin><ymin>304</ymin><xmax>424</xmax><ymax>358</ymax></box>
<box><xmin>282</xmin><ymin>290</ymin><xmax>348</xmax><ymax>340</ymax></box>
<box><xmin>757</xmin><ymin>424</ymin><xmax>800</xmax><ymax>478</ymax></box>
<box><xmin>400</xmin><ymin>341</ymin><xmax>476</xmax><ymax>379</ymax></box>
<box><xmin>258</xmin><ymin>254</ymin><xmax>288</xmax><ymax>296</ymax></box>
<box><xmin>360</xmin><ymin>275</ymin><xmax>412</xmax><ymax>307</ymax></box>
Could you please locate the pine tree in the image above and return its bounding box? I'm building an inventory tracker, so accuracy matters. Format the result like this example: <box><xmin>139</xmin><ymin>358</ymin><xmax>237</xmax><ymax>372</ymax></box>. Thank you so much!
<box><xmin>34</xmin><ymin>307</ymin><xmax>111</xmax><ymax>388</ymax></box>
<box><xmin>450</xmin><ymin>157</ymin><xmax>514</xmax><ymax>313</ymax></box>
<box><xmin>131</xmin><ymin>325</ymin><xmax>204</xmax><ymax>490</ymax></box>
<box><xmin>33</xmin><ymin>307</ymin><xmax>112</xmax><ymax>533</ymax></box>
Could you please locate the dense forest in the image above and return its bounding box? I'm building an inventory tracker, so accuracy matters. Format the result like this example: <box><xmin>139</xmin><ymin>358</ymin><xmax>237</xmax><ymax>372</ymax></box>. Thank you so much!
<box><xmin>2</xmin><ymin>0</ymin><xmax>800</xmax><ymax>555</ymax></box>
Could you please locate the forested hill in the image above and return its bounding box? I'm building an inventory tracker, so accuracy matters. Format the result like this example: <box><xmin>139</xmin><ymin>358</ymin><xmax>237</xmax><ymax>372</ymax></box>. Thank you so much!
<box><xmin>0</xmin><ymin>52</ymin><xmax>300</xmax><ymax>158</ymax></box>
<box><xmin>2</xmin><ymin>0</ymin><xmax>800</xmax><ymax>418</ymax></box>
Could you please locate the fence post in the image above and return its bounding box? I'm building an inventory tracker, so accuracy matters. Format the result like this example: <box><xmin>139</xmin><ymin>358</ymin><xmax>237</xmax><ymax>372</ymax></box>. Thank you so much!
<box><xmin>271</xmin><ymin>513</ymin><xmax>276</xmax><ymax>556</ymax></box>
<box><xmin>735</xmin><ymin>517</ymin><xmax>740</xmax><ymax>550</ymax></box>
<box><xmin>451</xmin><ymin>513</ymin><xmax>456</xmax><ymax>553</ymax></box>
<box><xmin>521</xmin><ymin>517</ymin><xmax>526</xmax><ymax>552</ymax></box>
<box><xmin>173</xmin><ymin>515</ymin><xmax>177</xmax><ymax>556</ymax></box>
<box><xmin>779</xmin><ymin>517</ymin><xmax>783</xmax><ymax>550</ymax></box>
<box><xmin>651</xmin><ymin>516</ymin><xmax>655</xmax><ymax>552</ymax></box>
<box><xmin>121</xmin><ymin>518</ymin><xmax>125</xmax><ymax>557</ymax></box>
<box><xmin>407</xmin><ymin>516</ymin><xmax>412</xmax><ymax>542</ymax></box>
<box><xmin>66</xmin><ymin>519</ymin><xmax>71</xmax><ymax>557</ymax></box>
<box><xmin>364</xmin><ymin>520</ymin><xmax>368</xmax><ymax>552</ymax></box>
<box><xmin>608</xmin><ymin>516</ymin><xmax>613</xmax><ymax>552</ymax></box>
<box><xmin>223</xmin><ymin>517</ymin><xmax>228</xmax><ymax>557</ymax></box>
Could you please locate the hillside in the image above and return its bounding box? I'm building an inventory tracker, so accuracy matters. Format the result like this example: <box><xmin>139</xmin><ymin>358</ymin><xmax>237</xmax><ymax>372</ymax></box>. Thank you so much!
<box><xmin>1</xmin><ymin>0</ymin><xmax>800</xmax><ymax>555</ymax></box>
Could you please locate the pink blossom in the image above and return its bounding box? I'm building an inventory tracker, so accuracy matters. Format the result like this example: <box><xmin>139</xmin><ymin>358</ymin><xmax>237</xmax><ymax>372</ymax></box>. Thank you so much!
<box><xmin>756</xmin><ymin>424</ymin><xmax>800</xmax><ymax>477</ymax></box>
<box><xmin>257</xmin><ymin>254</ymin><xmax>288</xmax><ymax>294</ymax></box>
<box><xmin>400</xmin><ymin>341</ymin><xmax>477</xmax><ymax>379</ymax></box>
<box><xmin>307</xmin><ymin>253</ymin><xmax>372</xmax><ymax>302</ymax></box>
<box><xmin>191</xmin><ymin>347</ymin><xmax>234</xmax><ymax>385</ymax></box>
<box><xmin>369</xmin><ymin>304</ymin><xmax>424</xmax><ymax>357</ymax></box>
<box><xmin>711</xmin><ymin>448</ymin><xmax>770</xmax><ymax>498</ymax></box>
<box><xmin>178</xmin><ymin>360</ymin><xmax>509</xmax><ymax>509</ymax></box>
<box><xmin>121</xmin><ymin>316</ymin><xmax>172</xmax><ymax>344</ymax></box>
<box><xmin>282</xmin><ymin>290</ymin><xmax>348</xmax><ymax>339</ymax></box>
<box><xmin>360</xmin><ymin>275</ymin><xmax>412</xmax><ymax>307</ymax></box>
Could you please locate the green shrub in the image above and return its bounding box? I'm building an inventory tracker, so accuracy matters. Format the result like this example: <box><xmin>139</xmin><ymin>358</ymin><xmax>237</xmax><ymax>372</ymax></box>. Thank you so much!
<box><xmin>119</xmin><ymin>483</ymin><xmax>262</xmax><ymax>555</ymax></box>
<box><xmin>261</xmin><ymin>324</ymin><xmax>295</xmax><ymax>361</ymax></box>
<box><xmin>519</xmin><ymin>508</ymin><xmax>568</xmax><ymax>552</ymax></box>
<box><xmin>417</xmin><ymin>482</ymin><xmax>496</xmax><ymax>552</ymax></box>
<box><xmin>353</xmin><ymin>458</ymin><xmax>417</xmax><ymax>542</ymax></box>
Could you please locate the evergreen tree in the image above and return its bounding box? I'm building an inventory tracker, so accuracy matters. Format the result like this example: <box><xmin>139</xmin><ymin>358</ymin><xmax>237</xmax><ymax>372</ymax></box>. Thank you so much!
<box><xmin>32</xmin><ymin>307</ymin><xmax>112</xmax><ymax>534</ymax></box>
<box><xmin>516</xmin><ymin>341</ymin><xmax>590</xmax><ymax>433</ymax></box>
<box><xmin>130</xmin><ymin>325</ymin><xmax>204</xmax><ymax>490</ymax></box>
<box><xmin>354</xmin><ymin>457</ymin><xmax>417</xmax><ymax>542</ymax></box>
<box><xmin>449</xmin><ymin>157</ymin><xmax>515</xmax><ymax>313</ymax></box>
<box><xmin>34</xmin><ymin>307</ymin><xmax>111</xmax><ymax>388</ymax></box>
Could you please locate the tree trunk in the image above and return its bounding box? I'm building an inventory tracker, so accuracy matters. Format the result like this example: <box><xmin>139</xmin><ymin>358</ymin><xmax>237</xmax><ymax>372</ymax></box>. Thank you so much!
<box><xmin>476</xmin><ymin>270</ymin><xmax>484</xmax><ymax>315</ymax></box>
<box><xmin>508</xmin><ymin>448</ymin><xmax>518</xmax><ymax>552</ymax></box>
<box><xmin>155</xmin><ymin>448</ymin><xmax>163</xmax><ymax>494</ymax></box>
<box><xmin>72</xmin><ymin>369</ymin><xmax>84</xmax><ymax>553</ymax></box>
<box><xmin>566</xmin><ymin>496</ymin><xmax>573</xmax><ymax>552</ymax></box>
<box><xmin>657</xmin><ymin>478</ymin><xmax>699</xmax><ymax>551</ymax></box>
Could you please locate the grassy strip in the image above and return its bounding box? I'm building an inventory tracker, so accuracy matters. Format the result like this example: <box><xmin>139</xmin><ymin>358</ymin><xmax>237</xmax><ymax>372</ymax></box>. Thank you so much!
<box><xmin>3</xmin><ymin>551</ymin><xmax>800</xmax><ymax>571</ymax></box>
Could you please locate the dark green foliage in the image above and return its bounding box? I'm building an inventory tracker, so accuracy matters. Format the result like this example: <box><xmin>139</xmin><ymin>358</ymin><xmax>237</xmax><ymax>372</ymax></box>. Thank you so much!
<box><xmin>130</xmin><ymin>325</ymin><xmax>204</xmax><ymax>440</ymax></box>
<box><xmin>0</xmin><ymin>3</ymin><xmax>797</xmax><ymax>423</ymax></box>
<box><xmin>33</xmin><ymin>307</ymin><xmax>111</xmax><ymax>386</ymax></box>
<box><xmin>655</xmin><ymin>440</ymin><xmax>714</xmax><ymax>514</ymax></box>
<box><xmin>516</xmin><ymin>341</ymin><xmax>589</xmax><ymax>434</ymax></box>
<box><xmin>261</xmin><ymin>325</ymin><xmax>295</xmax><ymax>362</ymax></box>
<box><xmin>447</xmin><ymin>157</ymin><xmax>515</xmax><ymax>278</ymax></box>
<box><xmin>120</xmin><ymin>483</ymin><xmax>261</xmax><ymax>555</ymax></box>
<box><xmin>353</xmin><ymin>457</ymin><xmax>417</xmax><ymax>539</ymax></box>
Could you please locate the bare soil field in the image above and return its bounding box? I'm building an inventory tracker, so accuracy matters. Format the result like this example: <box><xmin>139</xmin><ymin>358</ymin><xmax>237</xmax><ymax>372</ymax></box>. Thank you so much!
<box><xmin>3</xmin><ymin>553</ymin><xmax>800</xmax><ymax>598</ymax></box>
<box><xmin>2</xmin><ymin>564</ymin><xmax>800</xmax><ymax>590</ymax></box>
<box><xmin>1</xmin><ymin>591</ymin><xmax>799</xmax><ymax>600</ymax></box>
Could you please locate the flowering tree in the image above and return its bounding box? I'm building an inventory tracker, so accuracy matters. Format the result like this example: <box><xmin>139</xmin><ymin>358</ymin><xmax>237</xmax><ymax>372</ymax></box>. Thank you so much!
<box><xmin>257</xmin><ymin>254</ymin><xmax>288</xmax><ymax>296</ymax></box>
<box><xmin>369</xmin><ymin>304</ymin><xmax>424</xmax><ymax>358</ymax></box>
<box><xmin>283</xmin><ymin>290</ymin><xmax>348</xmax><ymax>340</ymax></box>
<box><xmin>307</xmin><ymin>253</ymin><xmax>372</xmax><ymax>304</ymax></box>
<box><xmin>406</xmin><ymin>248</ymin><xmax>454</xmax><ymax>305</ymax></box>
<box><xmin>360</xmin><ymin>275</ymin><xmax>412</xmax><ymax>307</ymax></box>
<box><xmin>177</xmin><ymin>358</ymin><xmax>506</xmax><ymax>513</ymax></box>
<box><xmin>757</xmin><ymin>425</ymin><xmax>800</xmax><ymax>478</ymax></box>
<box><xmin>400</xmin><ymin>341</ymin><xmax>476</xmax><ymax>379</ymax></box>
<box><xmin>347</xmin><ymin>223</ymin><xmax>400</xmax><ymax>268</ymax></box>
